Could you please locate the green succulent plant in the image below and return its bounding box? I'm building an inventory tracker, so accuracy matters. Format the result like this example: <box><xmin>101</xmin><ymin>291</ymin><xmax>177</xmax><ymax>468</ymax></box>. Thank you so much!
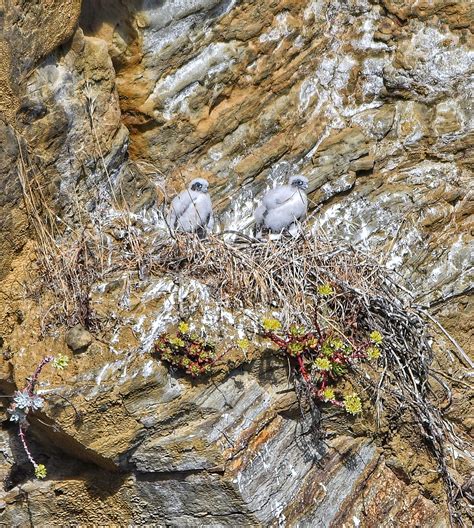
<box><xmin>317</xmin><ymin>283</ymin><xmax>335</xmax><ymax>296</ymax></box>
<box><xmin>343</xmin><ymin>393</ymin><xmax>362</xmax><ymax>415</ymax></box>
<box><xmin>262</xmin><ymin>318</ymin><xmax>282</xmax><ymax>331</ymax></box>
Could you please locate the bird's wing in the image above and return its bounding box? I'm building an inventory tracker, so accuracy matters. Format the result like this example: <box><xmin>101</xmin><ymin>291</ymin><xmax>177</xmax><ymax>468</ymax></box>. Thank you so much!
<box><xmin>262</xmin><ymin>186</ymin><xmax>295</xmax><ymax>209</ymax></box>
<box><xmin>167</xmin><ymin>190</ymin><xmax>195</xmax><ymax>227</ymax></box>
<box><xmin>263</xmin><ymin>192</ymin><xmax>308</xmax><ymax>233</ymax></box>
<box><xmin>207</xmin><ymin>211</ymin><xmax>214</xmax><ymax>230</ymax></box>
<box><xmin>254</xmin><ymin>204</ymin><xmax>267</xmax><ymax>225</ymax></box>
<box><xmin>292</xmin><ymin>190</ymin><xmax>308</xmax><ymax>220</ymax></box>
<box><xmin>176</xmin><ymin>193</ymin><xmax>212</xmax><ymax>230</ymax></box>
<box><xmin>203</xmin><ymin>195</ymin><xmax>214</xmax><ymax>230</ymax></box>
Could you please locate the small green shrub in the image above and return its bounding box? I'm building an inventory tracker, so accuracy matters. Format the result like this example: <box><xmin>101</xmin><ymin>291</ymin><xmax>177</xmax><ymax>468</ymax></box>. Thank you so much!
<box><xmin>262</xmin><ymin>318</ymin><xmax>382</xmax><ymax>414</ymax></box>
<box><xmin>154</xmin><ymin>322</ymin><xmax>217</xmax><ymax>377</ymax></box>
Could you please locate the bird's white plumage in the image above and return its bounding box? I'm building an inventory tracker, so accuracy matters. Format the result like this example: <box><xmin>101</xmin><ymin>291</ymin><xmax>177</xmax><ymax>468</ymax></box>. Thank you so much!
<box><xmin>254</xmin><ymin>176</ymin><xmax>309</xmax><ymax>235</ymax></box>
<box><xmin>167</xmin><ymin>179</ymin><xmax>214</xmax><ymax>236</ymax></box>
<box><xmin>262</xmin><ymin>185</ymin><xmax>299</xmax><ymax>210</ymax></box>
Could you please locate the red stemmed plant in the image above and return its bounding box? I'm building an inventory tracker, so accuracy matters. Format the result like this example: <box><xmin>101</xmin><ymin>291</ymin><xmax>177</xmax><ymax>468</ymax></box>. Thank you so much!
<box><xmin>154</xmin><ymin>322</ymin><xmax>218</xmax><ymax>377</ymax></box>
<box><xmin>261</xmin><ymin>317</ymin><xmax>382</xmax><ymax>415</ymax></box>
<box><xmin>7</xmin><ymin>355</ymin><xmax>69</xmax><ymax>479</ymax></box>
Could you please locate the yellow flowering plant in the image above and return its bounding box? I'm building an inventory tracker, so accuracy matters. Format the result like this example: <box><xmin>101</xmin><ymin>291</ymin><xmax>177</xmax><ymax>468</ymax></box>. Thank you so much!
<box><xmin>314</xmin><ymin>357</ymin><xmax>332</xmax><ymax>371</ymax></box>
<box><xmin>178</xmin><ymin>321</ymin><xmax>190</xmax><ymax>334</ymax></box>
<box><xmin>322</xmin><ymin>387</ymin><xmax>335</xmax><ymax>401</ymax></box>
<box><xmin>237</xmin><ymin>338</ymin><xmax>250</xmax><ymax>351</ymax></box>
<box><xmin>367</xmin><ymin>346</ymin><xmax>381</xmax><ymax>360</ymax></box>
<box><xmin>317</xmin><ymin>282</ymin><xmax>335</xmax><ymax>296</ymax></box>
<box><xmin>262</xmin><ymin>319</ymin><xmax>383</xmax><ymax>414</ymax></box>
<box><xmin>370</xmin><ymin>331</ymin><xmax>383</xmax><ymax>345</ymax></box>
<box><xmin>262</xmin><ymin>318</ymin><xmax>282</xmax><ymax>332</ymax></box>
<box><xmin>34</xmin><ymin>464</ymin><xmax>48</xmax><ymax>479</ymax></box>
<box><xmin>52</xmin><ymin>354</ymin><xmax>69</xmax><ymax>370</ymax></box>
<box><xmin>343</xmin><ymin>393</ymin><xmax>362</xmax><ymax>415</ymax></box>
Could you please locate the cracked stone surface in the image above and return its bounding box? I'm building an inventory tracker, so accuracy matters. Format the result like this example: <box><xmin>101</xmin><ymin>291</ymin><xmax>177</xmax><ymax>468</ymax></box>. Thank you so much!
<box><xmin>0</xmin><ymin>0</ymin><xmax>473</xmax><ymax>526</ymax></box>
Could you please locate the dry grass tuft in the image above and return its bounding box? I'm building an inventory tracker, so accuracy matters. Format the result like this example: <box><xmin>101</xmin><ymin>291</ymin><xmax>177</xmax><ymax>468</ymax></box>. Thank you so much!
<box><xmin>16</xmin><ymin>141</ymin><xmax>99</xmax><ymax>329</ymax></box>
<box><xmin>153</xmin><ymin>232</ymin><xmax>380</xmax><ymax>323</ymax></box>
<box><xmin>15</xmin><ymin>134</ymin><xmax>157</xmax><ymax>330</ymax></box>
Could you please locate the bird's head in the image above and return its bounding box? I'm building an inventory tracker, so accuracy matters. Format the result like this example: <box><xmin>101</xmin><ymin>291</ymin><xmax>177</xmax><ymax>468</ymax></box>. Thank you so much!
<box><xmin>189</xmin><ymin>178</ymin><xmax>209</xmax><ymax>193</ymax></box>
<box><xmin>289</xmin><ymin>176</ymin><xmax>309</xmax><ymax>191</ymax></box>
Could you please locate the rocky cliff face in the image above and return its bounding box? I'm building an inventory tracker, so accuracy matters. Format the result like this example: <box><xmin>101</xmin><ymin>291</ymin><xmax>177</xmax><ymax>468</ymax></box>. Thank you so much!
<box><xmin>1</xmin><ymin>1</ymin><xmax>473</xmax><ymax>526</ymax></box>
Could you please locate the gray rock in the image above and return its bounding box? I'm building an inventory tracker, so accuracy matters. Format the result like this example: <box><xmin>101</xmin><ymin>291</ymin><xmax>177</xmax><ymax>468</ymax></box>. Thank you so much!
<box><xmin>65</xmin><ymin>324</ymin><xmax>92</xmax><ymax>353</ymax></box>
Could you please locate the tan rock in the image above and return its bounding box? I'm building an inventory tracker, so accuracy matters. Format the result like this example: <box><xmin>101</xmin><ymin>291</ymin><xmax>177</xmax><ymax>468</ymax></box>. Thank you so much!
<box><xmin>1</xmin><ymin>0</ymin><xmax>82</xmax><ymax>118</ymax></box>
<box><xmin>65</xmin><ymin>325</ymin><xmax>92</xmax><ymax>353</ymax></box>
<box><xmin>434</xmin><ymin>101</ymin><xmax>462</xmax><ymax>136</ymax></box>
